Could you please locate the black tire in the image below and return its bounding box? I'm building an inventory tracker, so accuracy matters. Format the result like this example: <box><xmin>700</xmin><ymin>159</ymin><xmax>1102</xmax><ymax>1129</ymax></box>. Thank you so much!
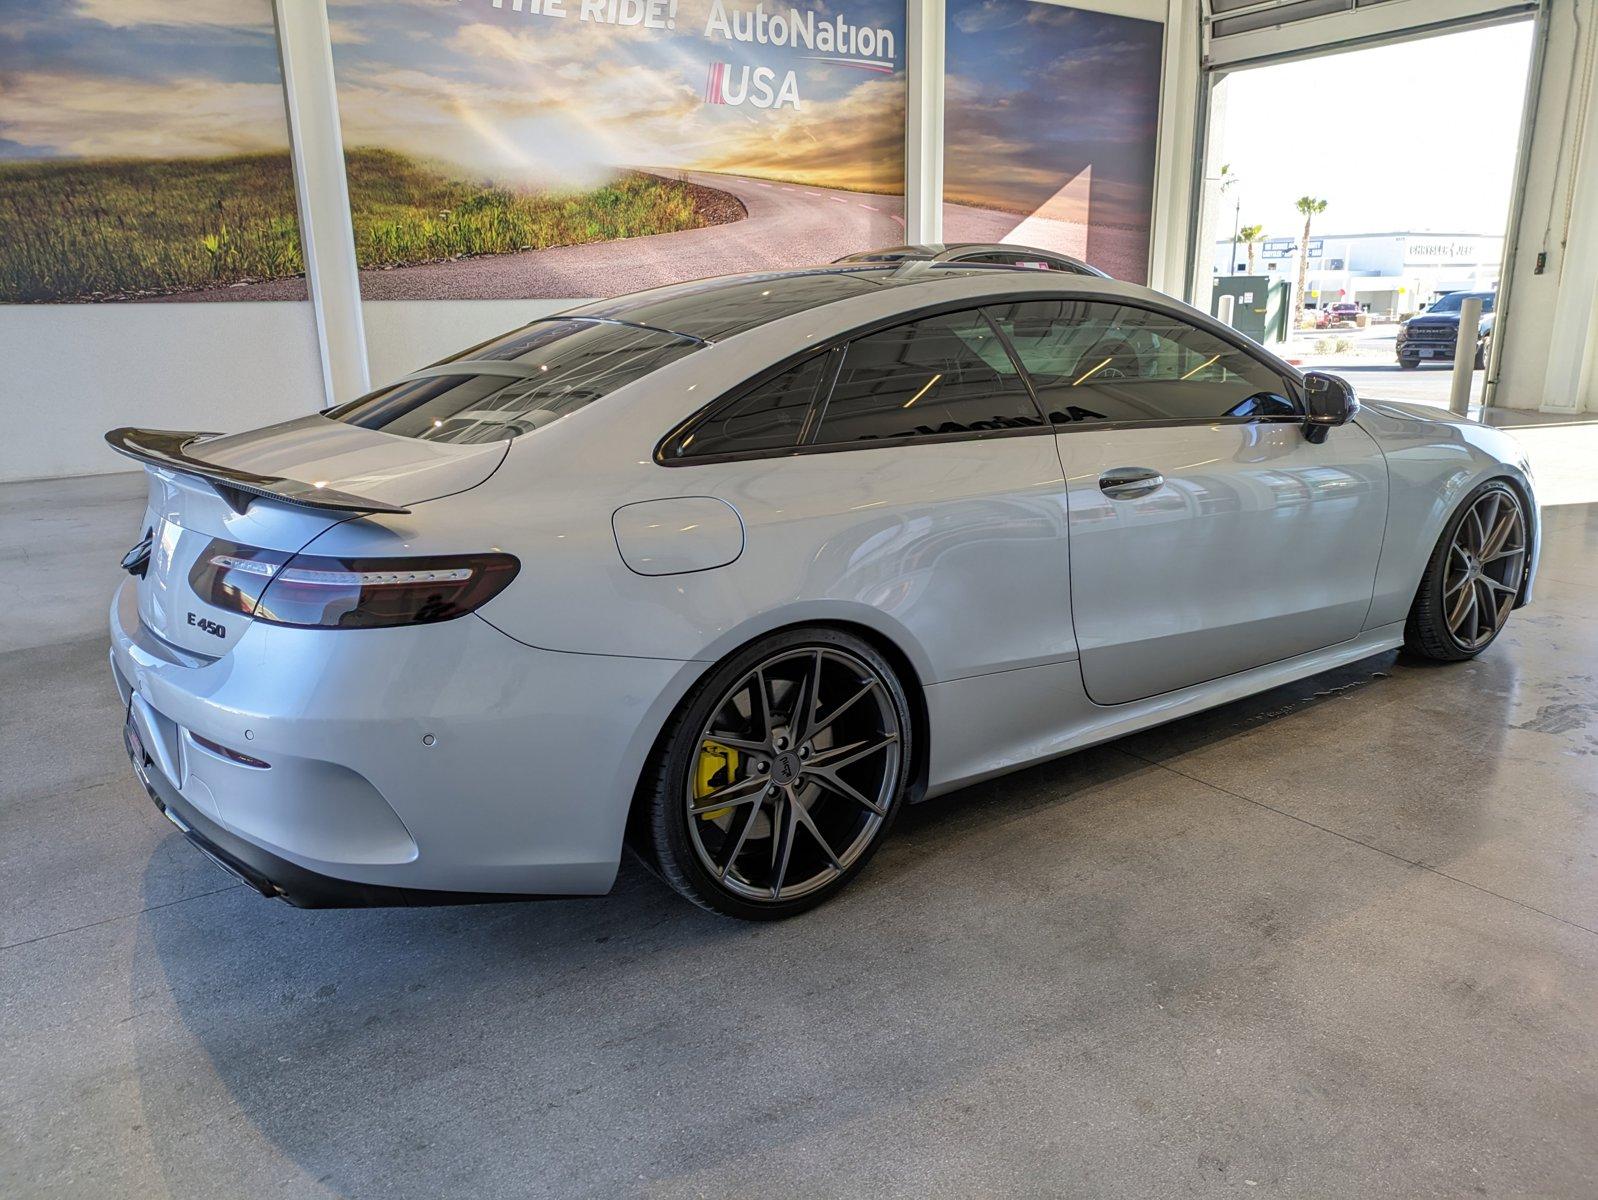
<box><xmin>1403</xmin><ymin>479</ymin><xmax>1528</xmax><ymax>662</ymax></box>
<box><xmin>1474</xmin><ymin>339</ymin><xmax>1488</xmax><ymax>370</ymax></box>
<box><xmin>640</xmin><ymin>627</ymin><xmax>913</xmax><ymax>920</ymax></box>
<box><xmin>1398</xmin><ymin>357</ymin><xmax>1420</xmax><ymax>370</ymax></box>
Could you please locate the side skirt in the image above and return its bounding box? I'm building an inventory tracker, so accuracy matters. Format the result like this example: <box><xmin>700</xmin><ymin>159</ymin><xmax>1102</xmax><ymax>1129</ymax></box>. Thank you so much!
<box><xmin>923</xmin><ymin>623</ymin><xmax>1405</xmax><ymax>798</ymax></box>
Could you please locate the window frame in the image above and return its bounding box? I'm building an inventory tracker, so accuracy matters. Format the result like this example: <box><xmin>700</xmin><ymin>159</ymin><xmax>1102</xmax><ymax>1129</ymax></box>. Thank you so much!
<box><xmin>655</xmin><ymin>293</ymin><xmax>1307</xmax><ymax>466</ymax></box>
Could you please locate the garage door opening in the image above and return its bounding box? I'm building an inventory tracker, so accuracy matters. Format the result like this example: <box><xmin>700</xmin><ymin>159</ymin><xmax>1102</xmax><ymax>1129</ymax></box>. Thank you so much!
<box><xmin>1198</xmin><ymin>20</ymin><xmax>1536</xmax><ymax>412</ymax></box>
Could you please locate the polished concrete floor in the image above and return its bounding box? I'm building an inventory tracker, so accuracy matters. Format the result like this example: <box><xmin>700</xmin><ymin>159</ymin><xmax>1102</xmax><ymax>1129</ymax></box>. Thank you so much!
<box><xmin>3</xmin><ymin>471</ymin><xmax>1595</xmax><ymax>1199</ymax></box>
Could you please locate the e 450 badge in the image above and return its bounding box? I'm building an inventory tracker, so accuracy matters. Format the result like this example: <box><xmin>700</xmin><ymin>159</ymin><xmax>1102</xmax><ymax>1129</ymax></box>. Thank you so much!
<box><xmin>187</xmin><ymin>612</ymin><xmax>226</xmax><ymax>638</ymax></box>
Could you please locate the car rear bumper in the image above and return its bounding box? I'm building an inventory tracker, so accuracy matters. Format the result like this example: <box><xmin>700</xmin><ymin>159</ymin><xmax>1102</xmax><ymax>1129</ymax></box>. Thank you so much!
<box><xmin>123</xmin><ymin>736</ymin><xmax>528</xmax><ymax>906</ymax></box>
<box><xmin>109</xmin><ymin>578</ymin><xmax>697</xmax><ymax>904</ymax></box>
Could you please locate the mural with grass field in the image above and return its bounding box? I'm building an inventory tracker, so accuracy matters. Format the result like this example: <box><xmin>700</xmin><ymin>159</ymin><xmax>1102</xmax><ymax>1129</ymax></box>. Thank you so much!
<box><xmin>343</xmin><ymin>150</ymin><xmax>742</xmax><ymax>269</ymax></box>
<box><xmin>0</xmin><ymin>0</ymin><xmax>306</xmax><ymax>303</ymax></box>
<box><xmin>329</xmin><ymin>0</ymin><xmax>907</xmax><ymax>300</ymax></box>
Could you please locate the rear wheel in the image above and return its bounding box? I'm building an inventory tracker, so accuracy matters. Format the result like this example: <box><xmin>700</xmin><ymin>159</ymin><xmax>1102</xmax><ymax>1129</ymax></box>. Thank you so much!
<box><xmin>1404</xmin><ymin>480</ymin><xmax>1528</xmax><ymax>661</ymax></box>
<box><xmin>642</xmin><ymin>628</ymin><xmax>912</xmax><ymax>919</ymax></box>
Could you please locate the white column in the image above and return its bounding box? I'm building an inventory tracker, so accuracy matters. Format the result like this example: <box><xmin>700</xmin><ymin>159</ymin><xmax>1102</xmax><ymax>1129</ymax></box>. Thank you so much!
<box><xmin>1493</xmin><ymin>0</ymin><xmax>1598</xmax><ymax>414</ymax></box>
<box><xmin>1537</xmin><ymin>55</ymin><xmax>1598</xmax><ymax>415</ymax></box>
<box><xmin>1146</xmin><ymin>0</ymin><xmax>1203</xmax><ymax>297</ymax></box>
<box><xmin>273</xmin><ymin>0</ymin><xmax>369</xmax><ymax>405</ymax></box>
<box><xmin>904</xmin><ymin>0</ymin><xmax>946</xmax><ymax>245</ymax></box>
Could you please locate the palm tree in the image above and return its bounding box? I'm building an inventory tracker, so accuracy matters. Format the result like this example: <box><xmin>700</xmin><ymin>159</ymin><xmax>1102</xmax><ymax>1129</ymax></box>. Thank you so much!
<box><xmin>1293</xmin><ymin>197</ymin><xmax>1327</xmax><ymax>329</ymax></box>
<box><xmin>1236</xmin><ymin>223</ymin><xmax>1264</xmax><ymax>274</ymax></box>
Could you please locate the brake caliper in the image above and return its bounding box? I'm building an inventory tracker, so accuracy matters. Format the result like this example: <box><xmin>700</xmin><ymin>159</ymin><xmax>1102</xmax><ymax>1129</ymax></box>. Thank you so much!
<box><xmin>694</xmin><ymin>740</ymin><xmax>740</xmax><ymax>820</ymax></box>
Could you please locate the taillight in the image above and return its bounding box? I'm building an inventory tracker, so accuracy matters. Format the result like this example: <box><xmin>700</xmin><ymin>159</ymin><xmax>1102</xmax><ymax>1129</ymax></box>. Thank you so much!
<box><xmin>189</xmin><ymin>539</ymin><xmax>519</xmax><ymax>629</ymax></box>
<box><xmin>189</xmin><ymin>541</ymin><xmax>289</xmax><ymax>617</ymax></box>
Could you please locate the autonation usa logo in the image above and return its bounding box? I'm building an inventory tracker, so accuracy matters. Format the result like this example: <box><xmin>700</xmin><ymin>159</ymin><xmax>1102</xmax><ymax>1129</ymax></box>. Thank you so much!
<box><xmin>480</xmin><ymin>0</ymin><xmax>895</xmax><ymax>111</ymax></box>
<box><xmin>705</xmin><ymin>1</ymin><xmax>897</xmax><ymax>110</ymax></box>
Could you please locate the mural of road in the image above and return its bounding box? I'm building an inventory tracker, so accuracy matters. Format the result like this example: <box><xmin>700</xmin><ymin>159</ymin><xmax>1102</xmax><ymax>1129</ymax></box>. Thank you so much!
<box><xmin>348</xmin><ymin>171</ymin><xmax>908</xmax><ymax>302</ymax></box>
<box><xmin>155</xmin><ymin>172</ymin><xmax>1146</xmax><ymax>303</ymax></box>
<box><xmin>151</xmin><ymin>171</ymin><xmax>903</xmax><ymax>303</ymax></box>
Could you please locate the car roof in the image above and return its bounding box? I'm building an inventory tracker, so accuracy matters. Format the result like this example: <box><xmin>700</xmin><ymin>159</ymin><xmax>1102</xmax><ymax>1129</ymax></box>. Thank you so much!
<box><xmin>564</xmin><ymin>261</ymin><xmax>1123</xmax><ymax>342</ymax></box>
<box><xmin>835</xmin><ymin>243</ymin><xmax>1109</xmax><ymax>278</ymax></box>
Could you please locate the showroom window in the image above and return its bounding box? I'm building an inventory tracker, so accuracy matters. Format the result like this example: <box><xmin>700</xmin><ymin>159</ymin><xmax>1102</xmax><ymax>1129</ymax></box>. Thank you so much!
<box><xmin>677</xmin><ymin>353</ymin><xmax>834</xmax><ymax>459</ymax></box>
<box><xmin>812</xmin><ymin>311</ymin><xmax>1044</xmax><ymax>445</ymax></box>
<box><xmin>986</xmin><ymin>301</ymin><xmax>1301</xmax><ymax>426</ymax></box>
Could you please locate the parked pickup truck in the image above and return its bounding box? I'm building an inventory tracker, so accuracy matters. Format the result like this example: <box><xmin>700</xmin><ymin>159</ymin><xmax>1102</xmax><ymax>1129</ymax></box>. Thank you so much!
<box><xmin>1317</xmin><ymin>301</ymin><xmax>1362</xmax><ymax>328</ymax></box>
<box><xmin>1398</xmin><ymin>290</ymin><xmax>1495</xmax><ymax>369</ymax></box>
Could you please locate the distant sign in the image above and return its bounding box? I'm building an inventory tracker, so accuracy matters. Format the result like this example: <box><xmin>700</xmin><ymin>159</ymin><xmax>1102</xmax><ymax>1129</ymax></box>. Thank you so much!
<box><xmin>1405</xmin><ymin>237</ymin><xmax>1482</xmax><ymax>264</ymax></box>
<box><xmin>1261</xmin><ymin>237</ymin><xmax>1322</xmax><ymax>260</ymax></box>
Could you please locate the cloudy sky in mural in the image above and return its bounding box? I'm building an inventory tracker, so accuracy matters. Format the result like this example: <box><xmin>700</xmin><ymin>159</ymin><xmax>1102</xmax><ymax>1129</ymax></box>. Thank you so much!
<box><xmin>0</xmin><ymin>0</ymin><xmax>290</xmax><ymax>160</ymax></box>
<box><xmin>327</xmin><ymin>0</ymin><xmax>907</xmax><ymax>194</ymax></box>
<box><xmin>944</xmin><ymin>0</ymin><xmax>1162</xmax><ymax>231</ymax></box>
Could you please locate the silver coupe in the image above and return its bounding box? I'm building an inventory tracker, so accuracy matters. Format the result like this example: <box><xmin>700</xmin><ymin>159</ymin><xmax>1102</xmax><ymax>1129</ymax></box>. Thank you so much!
<box><xmin>107</xmin><ymin>262</ymin><xmax>1539</xmax><ymax>917</ymax></box>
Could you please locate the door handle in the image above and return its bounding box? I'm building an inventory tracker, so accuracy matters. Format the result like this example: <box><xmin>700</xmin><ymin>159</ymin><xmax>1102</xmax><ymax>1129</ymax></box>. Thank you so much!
<box><xmin>1099</xmin><ymin>467</ymin><xmax>1164</xmax><ymax>499</ymax></box>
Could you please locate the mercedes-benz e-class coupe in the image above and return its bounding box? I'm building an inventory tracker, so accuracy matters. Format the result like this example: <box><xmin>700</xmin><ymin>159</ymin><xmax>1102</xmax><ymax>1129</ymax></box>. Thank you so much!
<box><xmin>108</xmin><ymin>263</ymin><xmax>1538</xmax><ymax>918</ymax></box>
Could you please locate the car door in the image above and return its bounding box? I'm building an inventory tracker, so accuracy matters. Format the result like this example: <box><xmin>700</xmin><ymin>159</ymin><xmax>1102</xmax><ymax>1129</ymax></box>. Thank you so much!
<box><xmin>988</xmin><ymin>299</ymin><xmax>1389</xmax><ymax>705</ymax></box>
<box><xmin>665</xmin><ymin>308</ymin><xmax>1076</xmax><ymax>684</ymax></box>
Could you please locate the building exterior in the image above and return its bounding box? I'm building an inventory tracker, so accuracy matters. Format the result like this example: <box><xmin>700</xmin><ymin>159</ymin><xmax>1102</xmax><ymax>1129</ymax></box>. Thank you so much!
<box><xmin>1213</xmin><ymin>232</ymin><xmax>1503</xmax><ymax>316</ymax></box>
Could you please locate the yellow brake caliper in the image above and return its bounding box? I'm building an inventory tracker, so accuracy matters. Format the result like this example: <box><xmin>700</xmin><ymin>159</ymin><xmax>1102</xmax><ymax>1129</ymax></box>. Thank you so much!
<box><xmin>695</xmin><ymin>740</ymin><xmax>740</xmax><ymax>821</ymax></box>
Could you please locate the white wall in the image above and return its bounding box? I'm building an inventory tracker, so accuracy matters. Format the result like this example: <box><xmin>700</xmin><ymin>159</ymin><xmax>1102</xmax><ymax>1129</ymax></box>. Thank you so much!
<box><xmin>0</xmin><ymin>303</ymin><xmax>323</xmax><ymax>483</ymax></box>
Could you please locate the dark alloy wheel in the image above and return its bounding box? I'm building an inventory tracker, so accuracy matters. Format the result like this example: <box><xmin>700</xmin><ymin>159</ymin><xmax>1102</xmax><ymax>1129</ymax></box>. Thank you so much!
<box><xmin>1404</xmin><ymin>480</ymin><xmax>1528</xmax><ymax>661</ymax></box>
<box><xmin>642</xmin><ymin>628</ymin><xmax>912</xmax><ymax>918</ymax></box>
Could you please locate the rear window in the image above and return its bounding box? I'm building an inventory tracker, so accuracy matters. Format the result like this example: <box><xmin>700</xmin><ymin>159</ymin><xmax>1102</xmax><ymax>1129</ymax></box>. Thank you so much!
<box><xmin>327</xmin><ymin>318</ymin><xmax>699</xmax><ymax>443</ymax></box>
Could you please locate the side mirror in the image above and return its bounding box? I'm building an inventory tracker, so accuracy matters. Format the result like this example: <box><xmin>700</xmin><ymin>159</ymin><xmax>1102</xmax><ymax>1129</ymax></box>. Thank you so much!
<box><xmin>1302</xmin><ymin>371</ymin><xmax>1359</xmax><ymax>444</ymax></box>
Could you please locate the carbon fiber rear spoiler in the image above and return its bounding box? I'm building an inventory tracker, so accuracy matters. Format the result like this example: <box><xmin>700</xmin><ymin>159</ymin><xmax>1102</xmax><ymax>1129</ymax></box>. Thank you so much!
<box><xmin>104</xmin><ymin>427</ymin><xmax>411</xmax><ymax>516</ymax></box>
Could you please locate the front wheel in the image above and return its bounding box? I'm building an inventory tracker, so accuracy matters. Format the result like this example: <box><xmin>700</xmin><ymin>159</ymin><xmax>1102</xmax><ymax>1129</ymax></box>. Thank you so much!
<box><xmin>641</xmin><ymin>628</ymin><xmax>913</xmax><ymax>919</ymax></box>
<box><xmin>1398</xmin><ymin>357</ymin><xmax>1420</xmax><ymax>370</ymax></box>
<box><xmin>1404</xmin><ymin>480</ymin><xmax>1528</xmax><ymax>661</ymax></box>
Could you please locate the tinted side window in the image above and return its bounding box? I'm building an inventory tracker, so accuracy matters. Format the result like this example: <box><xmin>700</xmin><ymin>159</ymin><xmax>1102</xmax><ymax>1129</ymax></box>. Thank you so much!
<box><xmin>815</xmin><ymin>310</ymin><xmax>1043</xmax><ymax>444</ymax></box>
<box><xmin>678</xmin><ymin>354</ymin><xmax>830</xmax><ymax>458</ymax></box>
<box><xmin>988</xmin><ymin>301</ymin><xmax>1299</xmax><ymax>425</ymax></box>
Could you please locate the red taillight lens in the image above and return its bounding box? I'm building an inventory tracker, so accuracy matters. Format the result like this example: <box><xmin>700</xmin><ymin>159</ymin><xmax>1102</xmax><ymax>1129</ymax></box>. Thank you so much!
<box><xmin>191</xmin><ymin>732</ymin><xmax>271</xmax><ymax>770</ymax></box>
<box><xmin>190</xmin><ymin>540</ymin><xmax>519</xmax><ymax>629</ymax></box>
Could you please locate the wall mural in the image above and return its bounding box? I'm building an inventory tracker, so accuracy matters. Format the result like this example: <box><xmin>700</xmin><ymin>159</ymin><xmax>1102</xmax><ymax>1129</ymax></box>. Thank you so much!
<box><xmin>327</xmin><ymin>0</ymin><xmax>908</xmax><ymax>300</ymax></box>
<box><xmin>943</xmin><ymin>0</ymin><xmax>1162</xmax><ymax>283</ymax></box>
<box><xmin>0</xmin><ymin>0</ymin><xmax>306</xmax><ymax>304</ymax></box>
